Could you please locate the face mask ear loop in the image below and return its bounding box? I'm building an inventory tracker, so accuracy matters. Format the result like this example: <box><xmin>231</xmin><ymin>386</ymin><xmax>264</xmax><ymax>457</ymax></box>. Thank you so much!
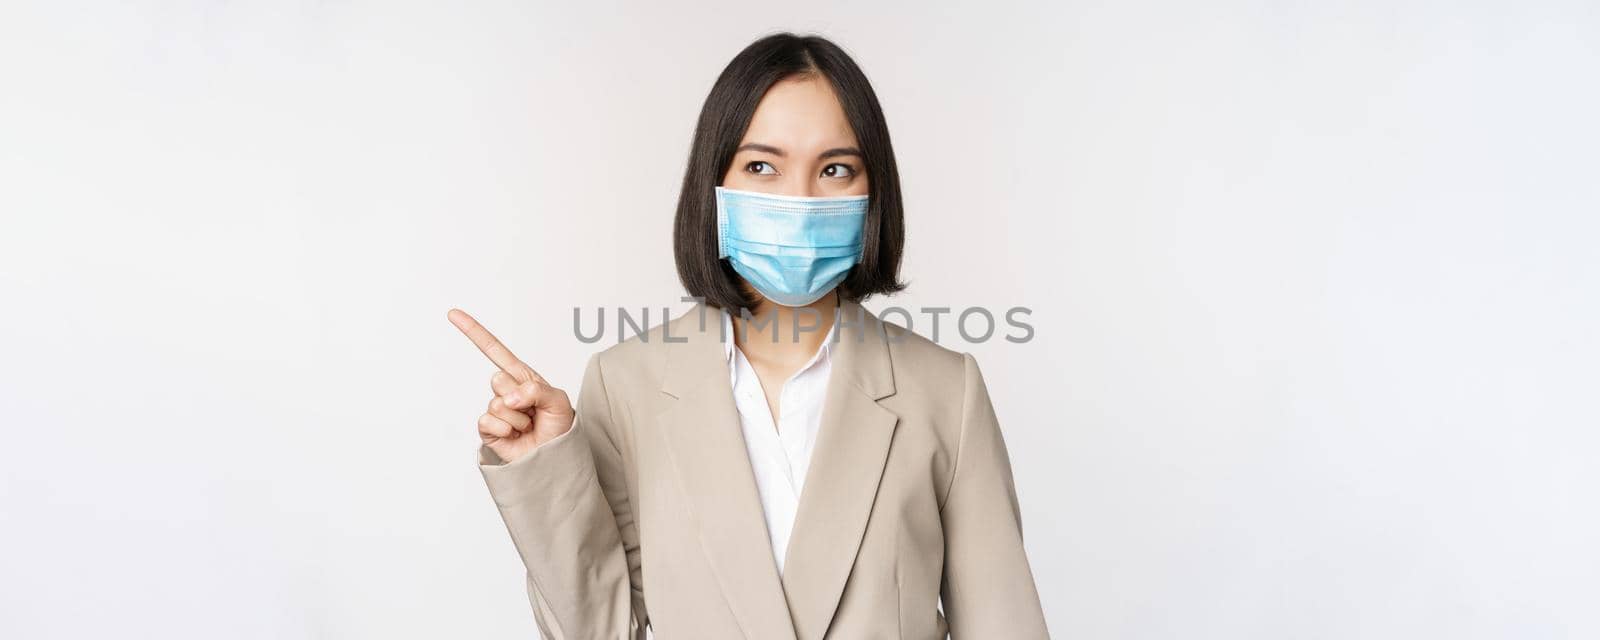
<box><xmin>715</xmin><ymin>186</ymin><xmax>731</xmax><ymax>259</ymax></box>
<box><xmin>855</xmin><ymin>205</ymin><xmax>868</xmax><ymax>265</ymax></box>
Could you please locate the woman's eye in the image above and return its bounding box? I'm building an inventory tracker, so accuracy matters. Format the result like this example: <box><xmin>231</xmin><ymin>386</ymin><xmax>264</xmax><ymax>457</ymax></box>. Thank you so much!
<box><xmin>822</xmin><ymin>163</ymin><xmax>856</xmax><ymax>179</ymax></box>
<box><xmin>745</xmin><ymin>161</ymin><xmax>778</xmax><ymax>175</ymax></box>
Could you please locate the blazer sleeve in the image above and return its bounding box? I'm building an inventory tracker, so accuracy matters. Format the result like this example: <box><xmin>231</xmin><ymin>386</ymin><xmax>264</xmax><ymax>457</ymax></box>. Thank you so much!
<box><xmin>477</xmin><ymin>352</ymin><xmax>648</xmax><ymax>639</ymax></box>
<box><xmin>939</xmin><ymin>352</ymin><xmax>1051</xmax><ymax>639</ymax></box>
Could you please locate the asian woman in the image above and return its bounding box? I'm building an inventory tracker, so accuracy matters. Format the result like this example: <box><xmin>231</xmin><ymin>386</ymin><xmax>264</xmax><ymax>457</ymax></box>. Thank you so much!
<box><xmin>450</xmin><ymin>32</ymin><xmax>1049</xmax><ymax>640</ymax></box>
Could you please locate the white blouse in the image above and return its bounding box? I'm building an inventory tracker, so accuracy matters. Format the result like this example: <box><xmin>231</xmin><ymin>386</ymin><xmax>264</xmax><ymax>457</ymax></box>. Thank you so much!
<box><xmin>719</xmin><ymin>309</ymin><xmax>836</xmax><ymax>576</ymax></box>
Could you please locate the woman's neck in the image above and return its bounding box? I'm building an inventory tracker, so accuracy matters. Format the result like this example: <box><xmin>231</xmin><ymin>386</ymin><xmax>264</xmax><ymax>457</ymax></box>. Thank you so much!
<box><xmin>731</xmin><ymin>291</ymin><xmax>840</xmax><ymax>369</ymax></box>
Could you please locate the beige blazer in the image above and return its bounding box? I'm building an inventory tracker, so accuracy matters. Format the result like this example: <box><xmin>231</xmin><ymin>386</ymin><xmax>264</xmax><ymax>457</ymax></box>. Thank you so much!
<box><xmin>477</xmin><ymin>300</ymin><xmax>1049</xmax><ymax>639</ymax></box>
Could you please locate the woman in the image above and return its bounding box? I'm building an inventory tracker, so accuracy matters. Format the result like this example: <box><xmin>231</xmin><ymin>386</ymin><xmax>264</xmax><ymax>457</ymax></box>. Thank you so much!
<box><xmin>450</xmin><ymin>33</ymin><xmax>1049</xmax><ymax>639</ymax></box>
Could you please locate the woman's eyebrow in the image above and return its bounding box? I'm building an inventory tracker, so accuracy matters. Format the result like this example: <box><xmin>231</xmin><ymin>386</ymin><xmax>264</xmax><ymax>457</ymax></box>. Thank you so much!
<box><xmin>736</xmin><ymin>142</ymin><xmax>786</xmax><ymax>157</ymax></box>
<box><xmin>734</xmin><ymin>143</ymin><xmax>863</xmax><ymax>160</ymax></box>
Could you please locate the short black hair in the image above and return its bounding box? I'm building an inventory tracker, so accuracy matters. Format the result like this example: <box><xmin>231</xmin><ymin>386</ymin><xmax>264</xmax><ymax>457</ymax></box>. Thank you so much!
<box><xmin>673</xmin><ymin>32</ymin><xmax>907</xmax><ymax>312</ymax></box>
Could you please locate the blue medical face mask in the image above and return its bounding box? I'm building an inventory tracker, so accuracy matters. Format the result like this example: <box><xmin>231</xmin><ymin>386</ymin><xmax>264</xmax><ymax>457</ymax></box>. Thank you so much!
<box><xmin>715</xmin><ymin>185</ymin><xmax>869</xmax><ymax>307</ymax></box>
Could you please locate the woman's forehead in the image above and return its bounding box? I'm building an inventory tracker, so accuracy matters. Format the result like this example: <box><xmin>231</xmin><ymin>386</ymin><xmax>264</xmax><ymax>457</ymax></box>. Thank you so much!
<box><xmin>741</xmin><ymin>76</ymin><xmax>858</xmax><ymax>151</ymax></box>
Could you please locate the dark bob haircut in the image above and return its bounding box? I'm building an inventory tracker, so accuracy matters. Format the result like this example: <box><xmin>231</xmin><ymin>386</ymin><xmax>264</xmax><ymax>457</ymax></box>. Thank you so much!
<box><xmin>673</xmin><ymin>33</ymin><xmax>907</xmax><ymax>312</ymax></box>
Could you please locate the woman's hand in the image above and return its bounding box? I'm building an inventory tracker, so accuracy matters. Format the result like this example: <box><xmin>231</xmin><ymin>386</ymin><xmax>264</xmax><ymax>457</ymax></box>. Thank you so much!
<box><xmin>448</xmin><ymin>308</ymin><xmax>575</xmax><ymax>464</ymax></box>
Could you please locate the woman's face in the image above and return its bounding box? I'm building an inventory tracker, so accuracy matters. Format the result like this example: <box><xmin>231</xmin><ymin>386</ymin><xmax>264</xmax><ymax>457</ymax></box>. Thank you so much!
<box><xmin>720</xmin><ymin>75</ymin><xmax>870</xmax><ymax>198</ymax></box>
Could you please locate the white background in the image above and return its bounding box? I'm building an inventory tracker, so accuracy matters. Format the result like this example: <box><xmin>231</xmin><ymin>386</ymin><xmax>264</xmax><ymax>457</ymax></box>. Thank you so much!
<box><xmin>3</xmin><ymin>1</ymin><xmax>1597</xmax><ymax>638</ymax></box>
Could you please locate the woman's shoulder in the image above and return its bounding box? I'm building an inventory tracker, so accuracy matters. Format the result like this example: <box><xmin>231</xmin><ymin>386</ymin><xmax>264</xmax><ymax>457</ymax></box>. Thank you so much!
<box><xmin>579</xmin><ymin>305</ymin><xmax>715</xmax><ymax>390</ymax></box>
<box><xmin>876</xmin><ymin>311</ymin><xmax>977</xmax><ymax>395</ymax></box>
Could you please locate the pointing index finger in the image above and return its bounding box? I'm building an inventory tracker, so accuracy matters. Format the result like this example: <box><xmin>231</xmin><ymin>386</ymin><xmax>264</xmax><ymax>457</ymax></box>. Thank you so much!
<box><xmin>447</xmin><ymin>308</ymin><xmax>537</xmax><ymax>382</ymax></box>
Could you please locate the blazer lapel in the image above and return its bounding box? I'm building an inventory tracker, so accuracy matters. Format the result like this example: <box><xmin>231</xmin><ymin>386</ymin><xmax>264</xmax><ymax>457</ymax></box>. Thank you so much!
<box><xmin>658</xmin><ymin>307</ymin><xmax>799</xmax><ymax>640</ymax></box>
<box><xmin>780</xmin><ymin>301</ymin><xmax>900</xmax><ymax>640</ymax></box>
